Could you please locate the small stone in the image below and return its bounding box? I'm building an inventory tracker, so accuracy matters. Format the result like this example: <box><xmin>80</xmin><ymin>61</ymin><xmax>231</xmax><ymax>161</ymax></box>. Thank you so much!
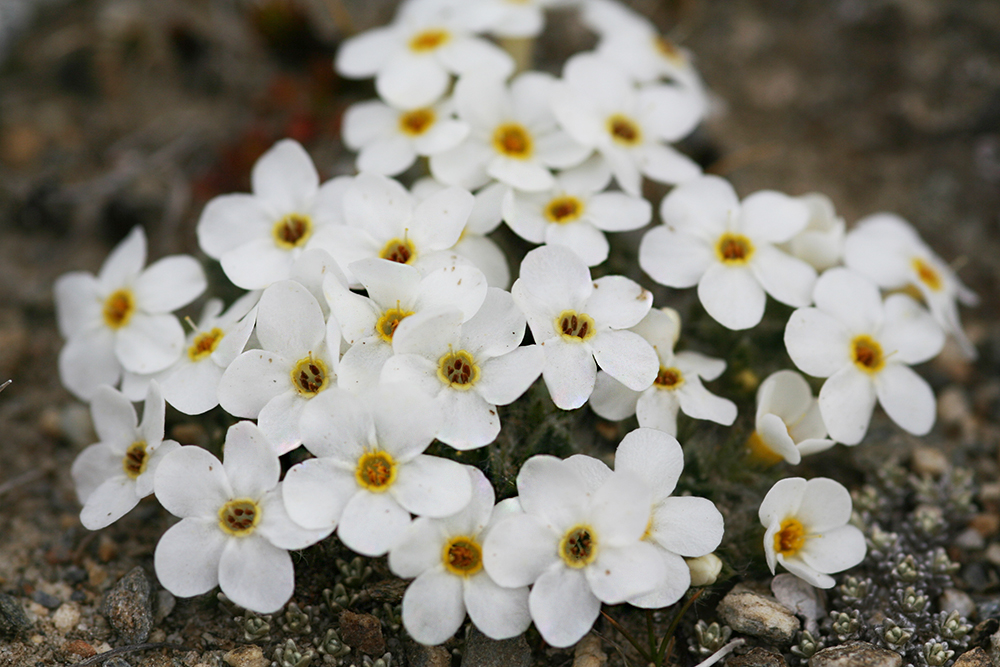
<box><xmin>727</xmin><ymin>647</ymin><xmax>787</xmax><ymax>666</ymax></box>
<box><xmin>102</xmin><ymin>567</ymin><xmax>154</xmax><ymax>644</ymax></box>
<box><xmin>98</xmin><ymin>535</ymin><xmax>119</xmax><ymax>562</ymax></box>
<box><xmin>32</xmin><ymin>590</ymin><xmax>61</xmax><ymax>610</ymax></box>
<box><xmin>406</xmin><ymin>642</ymin><xmax>451</xmax><ymax>667</ymax></box>
<box><xmin>956</xmin><ymin>528</ymin><xmax>986</xmax><ymax>550</ymax></box>
<box><xmin>938</xmin><ymin>386</ymin><xmax>972</xmax><ymax>426</ymax></box>
<box><xmin>980</xmin><ymin>483</ymin><xmax>1000</xmax><ymax>503</ymax></box>
<box><xmin>149</xmin><ymin>629</ymin><xmax>166</xmax><ymax>643</ymax></box>
<box><xmin>223</xmin><ymin>644</ymin><xmax>269</xmax><ymax>667</ymax></box>
<box><xmin>912</xmin><ymin>446</ymin><xmax>949</xmax><ymax>476</ymax></box>
<box><xmin>461</xmin><ymin>626</ymin><xmax>532</xmax><ymax>667</ymax></box>
<box><xmin>154</xmin><ymin>590</ymin><xmax>175</xmax><ymax>624</ymax></box>
<box><xmin>972</xmin><ymin>513</ymin><xmax>1000</xmax><ymax>537</ymax></box>
<box><xmin>104</xmin><ymin>658</ymin><xmax>133</xmax><ymax>667</ymax></box>
<box><xmin>52</xmin><ymin>602</ymin><xmax>81</xmax><ymax>632</ymax></box>
<box><xmin>62</xmin><ymin>639</ymin><xmax>97</xmax><ymax>659</ymax></box>
<box><xmin>808</xmin><ymin>641</ymin><xmax>903</xmax><ymax>667</ymax></box>
<box><xmin>985</xmin><ymin>543</ymin><xmax>1000</xmax><ymax>566</ymax></box>
<box><xmin>338</xmin><ymin>610</ymin><xmax>385</xmax><ymax>656</ymax></box>
<box><xmin>940</xmin><ymin>589</ymin><xmax>976</xmax><ymax>619</ymax></box>
<box><xmin>574</xmin><ymin>635</ymin><xmax>606</xmax><ymax>667</ymax></box>
<box><xmin>953</xmin><ymin>647</ymin><xmax>992</xmax><ymax>666</ymax></box>
<box><xmin>0</xmin><ymin>592</ymin><xmax>31</xmax><ymax>637</ymax></box>
<box><xmin>717</xmin><ymin>584</ymin><xmax>800</xmax><ymax>645</ymax></box>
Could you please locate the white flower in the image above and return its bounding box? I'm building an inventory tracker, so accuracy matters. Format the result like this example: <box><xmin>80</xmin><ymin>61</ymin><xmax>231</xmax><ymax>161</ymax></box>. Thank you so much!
<box><xmin>282</xmin><ymin>385</ymin><xmax>472</xmax><ymax>557</ymax></box>
<box><xmin>551</xmin><ymin>53</ymin><xmax>703</xmax><ymax>196</ymax></box>
<box><xmin>389</xmin><ymin>466</ymin><xmax>530</xmax><ymax>645</ymax></box>
<box><xmin>343</xmin><ymin>97</ymin><xmax>469</xmax><ymax>176</ymax></box>
<box><xmin>639</xmin><ymin>175</ymin><xmax>817</xmax><ymax>330</ymax></box>
<box><xmin>759</xmin><ymin>477</ymin><xmax>866</xmax><ymax>589</ymax></box>
<box><xmin>844</xmin><ymin>213</ymin><xmax>979</xmax><ymax>359</ymax></box>
<box><xmin>511</xmin><ymin>245</ymin><xmax>657</xmax><ymax>410</ymax></box>
<box><xmin>482</xmin><ymin>455</ymin><xmax>665</xmax><ymax>648</ymax></box>
<box><xmin>383</xmin><ymin>288</ymin><xmax>544</xmax><ymax>450</ymax></box>
<box><xmin>71</xmin><ymin>381</ymin><xmax>180</xmax><ymax>529</ymax></box>
<box><xmin>196</xmin><ymin>140</ymin><xmax>351</xmax><ymax>290</ymax></box>
<box><xmin>686</xmin><ymin>553</ymin><xmax>723</xmax><ymax>587</ymax></box>
<box><xmin>218</xmin><ymin>281</ymin><xmax>339</xmax><ymax>455</ymax></box>
<box><xmin>784</xmin><ymin>268</ymin><xmax>945</xmax><ymax>445</ymax></box>
<box><xmin>502</xmin><ymin>156</ymin><xmax>651</xmax><ymax>266</ymax></box>
<box><xmin>55</xmin><ymin>226</ymin><xmax>207</xmax><ymax>400</ymax></box>
<box><xmin>154</xmin><ymin>422</ymin><xmax>330</xmax><ymax>613</ymax></box>
<box><xmin>589</xmin><ymin>308</ymin><xmax>736</xmax><ymax>435</ymax></box>
<box><xmin>747</xmin><ymin>370</ymin><xmax>835</xmax><ymax>465</ymax></box>
<box><xmin>335</xmin><ymin>0</ymin><xmax>514</xmax><ymax>109</ymax></box>
<box><xmin>779</xmin><ymin>193</ymin><xmax>845</xmax><ymax>272</ymax></box>
<box><xmin>326</xmin><ymin>256</ymin><xmax>487</xmax><ymax>391</ymax></box>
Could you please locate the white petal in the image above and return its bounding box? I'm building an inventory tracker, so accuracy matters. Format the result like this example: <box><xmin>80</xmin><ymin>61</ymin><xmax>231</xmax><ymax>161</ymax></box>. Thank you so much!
<box><xmin>115</xmin><ymin>314</ymin><xmax>184</xmax><ymax>374</ymax></box>
<box><xmin>547</xmin><ymin>214</ymin><xmax>610</xmax><ymax>265</ymax></box>
<box><xmin>436</xmin><ymin>36</ymin><xmax>514</xmax><ymax>80</ymax></box>
<box><xmin>483</xmin><ymin>513</ymin><xmax>559</xmax><ymax>588</ymax></box>
<box><xmin>393</xmin><ymin>455</ymin><xmax>473</xmax><ymax>517</ymax></box>
<box><xmin>411</xmin><ymin>185</ymin><xmax>475</xmax><ymax>251</ymax></box>
<box><xmin>342</xmin><ymin>100</ymin><xmax>397</xmax><ymax>149</ymax></box>
<box><xmin>541</xmin><ymin>339</ymin><xmax>597</xmax><ymax>410</ymax></box>
<box><xmin>750</xmin><ymin>245</ymin><xmax>817</xmax><ymax>308</ymax></box>
<box><xmin>778</xmin><ymin>553</ymin><xmax>835</xmax><ymax>589</ymax></box>
<box><xmin>588</xmin><ymin>372</ymin><xmax>640</xmax><ymax>421</ymax></box>
<box><xmin>613</xmin><ymin>428</ymin><xmax>683</xmax><ymax>500</ymax></box>
<box><xmin>71</xmin><ymin>443</ymin><xmax>122</xmax><ymax>504</ymax></box>
<box><xmin>220</xmin><ymin>239</ymin><xmax>296</xmax><ymax>290</ymax></box>
<box><xmin>475</xmin><ymin>346</ymin><xmax>543</xmax><ymax>406</ymax></box>
<box><xmin>875</xmin><ymin>363</ymin><xmax>936</xmax><ymax>436</ymax></box>
<box><xmin>676</xmin><ymin>376</ymin><xmax>737</xmax><ymax>425</ymax></box>
<box><xmin>436</xmin><ymin>390</ymin><xmax>500</xmax><ymax>450</ymax></box>
<box><xmin>402</xmin><ymin>569</ymin><xmax>466</xmax><ymax>645</ymax></box>
<box><xmin>515</xmin><ymin>244</ymin><xmax>593</xmax><ymax>309</ymax></box>
<box><xmin>338</xmin><ymin>491</ymin><xmax>412</xmax><ymax>556</ymax></box>
<box><xmin>54</xmin><ymin>272</ymin><xmax>102</xmax><ymax>337</ymax></box>
<box><xmin>98</xmin><ymin>226</ymin><xmax>146</xmax><ymax>290</ymax></box>
<box><xmin>79</xmin><ymin>477</ymin><xmax>140</xmax><ymax>529</ymax></box>
<box><xmin>377</xmin><ymin>55</ymin><xmax>450</xmax><ymax>109</ymax></box>
<box><xmin>529</xmin><ymin>566</ymin><xmax>600</xmax><ymax>648</ymax></box>
<box><xmin>812</xmin><ymin>268</ymin><xmax>883</xmax><ymax>335</ymax></box>
<box><xmin>257</xmin><ymin>391</ymin><xmax>311</xmax><ymax>455</ymax></box>
<box><xmin>756</xmin><ymin>412</ymin><xmax>801</xmax><ymax>465</ymax></box>
<box><xmin>282</xmin><ymin>458</ymin><xmax>357</xmax><ymax>530</ymax></box>
<box><xmin>589</xmin><ymin>470</ymin><xmax>653</xmax><ymax>546</ymax></box>
<box><xmin>161</xmin><ymin>355</ymin><xmax>225</xmax><ymax>415</ymax></box>
<box><xmin>635</xmin><ymin>143</ymin><xmax>701</xmax><ymax>185</ymax></box>
<box><xmin>133</xmin><ymin>256</ymin><xmax>206</xmax><ymax>314</ymax></box>
<box><xmin>154</xmin><ymin>445</ymin><xmax>231</xmax><ymax>518</ymax></box>
<box><xmin>413</xmin><ymin>118</ymin><xmax>470</xmax><ymax>155</ymax></box>
<box><xmin>675</xmin><ymin>350</ymin><xmax>726</xmax><ymax>381</ymax></box>
<box><xmin>154</xmin><ymin>518</ymin><xmax>226</xmax><ymax>597</ymax></box>
<box><xmin>59</xmin><ymin>330</ymin><xmax>122</xmax><ymax>401</ymax></box>
<box><xmin>798</xmin><ymin>525</ymin><xmax>867</xmax><ymax>575</ymax></box>
<box><xmin>697</xmin><ymin>264</ymin><xmax>766</xmax><ymax>331</ymax></box>
<box><xmin>784</xmin><ymin>308</ymin><xmax>851</xmax><ymax>378</ymax></box>
<box><xmin>429</xmin><ymin>141</ymin><xmax>493</xmax><ymax>190</ymax></box>
<box><xmin>533</xmin><ymin>131</ymin><xmax>591</xmax><ymax>170</ymax></box>
<box><xmin>256</xmin><ymin>486</ymin><xmax>332</xmax><ymax>550</ymax></box>
<box><xmin>389</xmin><ymin>517</ymin><xmax>446</xmax><ymax>578</ymax></box>
<box><xmin>880</xmin><ymin>294</ymin><xmax>945</xmax><ymax>364</ymax></box>
<box><xmin>252</xmin><ymin>140</ymin><xmax>319</xmax><ymax>214</ymax></box>
<box><xmin>795</xmin><ymin>478</ymin><xmax>853</xmax><ymax>532</ymax></box>
<box><xmin>464</xmin><ymin>574</ymin><xmax>531</xmax><ymax>640</ymax></box>
<box><xmin>586</xmin><ymin>541</ymin><xmax>665</xmax><ymax>604</ymax></box>
<box><xmin>585</xmin><ymin>276</ymin><xmax>652</xmax><ymax>330</ymax></box>
<box><xmin>659</xmin><ymin>175</ymin><xmax>737</xmax><ymax>239</ymax></box>
<box><xmin>586</xmin><ymin>192</ymin><xmax>652</xmax><ymax>231</ymax></box>
<box><xmin>740</xmin><ymin>190</ymin><xmax>809</xmax><ymax>243</ymax></box>
<box><xmin>217</xmin><ymin>351</ymin><xmax>292</xmax><ymax>419</ymax></box>
<box><xmin>638</xmin><ymin>85</ymin><xmax>703</xmax><ymax>141</ymax></box>
<box><xmin>343</xmin><ymin>172</ymin><xmax>415</xmax><ymax>242</ymax></box>
<box><xmin>297</xmin><ymin>389</ymin><xmax>374</xmax><ymax>460</ymax></box>
<box><xmin>635</xmin><ymin>388</ymin><xmax>680</xmax><ymax>435</ymax></box>
<box><xmin>357</xmin><ymin>136</ymin><xmax>418</xmax><ymax>176</ymax></box>
<box><xmin>517</xmin><ymin>455</ymin><xmax>589</xmax><ymax>529</ymax></box>
<box><xmin>627</xmin><ymin>547</ymin><xmax>690</xmax><ymax>609</ymax></box>
<box><xmin>336</xmin><ymin>26</ymin><xmax>398</xmax><ymax>77</ymax></box>
<box><xmin>639</xmin><ymin>226</ymin><xmax>713</xmax><ymax>288</ymax></box>
<box><xmin>818</xmin><ymin>367</ymin><xmax>876</xmax><ymax>445</ymax></box>
<box><xmin>221</xmin><ymin>422</ymin><xmax>280</xmax><ymax>498</ymax></box>
<box><xmin>196</xmin><ymin>195</ymin><xmax>273</xmax><ymax>259</ymax></box>
<box><xmin>255</xmin><ymin>281</ymin><xmax>326</xmax><ymax>359</ymax></box>
<box><xmin>488</xmin><ymin>156</ymin><xmax>555</xmax><ymax>192</ymax></box>
<box><xmin>371</xmin><ymin>385</ymin><xmax>443</xmax><ymax>461</ymax></box>
<box><xmin>219</xmin><ymin>536</ymin><xmax>294</xmax><ymax>613</ymax></box>
<box><xmin>649</xmin><ymin>496</ymin><xmax>724</xmax><ymax>557</ymax></box>
<box><xmin>91</xmin><ymin>385</ymin><xmax>137</xmax><ymax>446</ymax></box>
<box><xmin>592</xmin><ymin>329</ymin><xmax>659</xmax><ymax>391</ymax></box>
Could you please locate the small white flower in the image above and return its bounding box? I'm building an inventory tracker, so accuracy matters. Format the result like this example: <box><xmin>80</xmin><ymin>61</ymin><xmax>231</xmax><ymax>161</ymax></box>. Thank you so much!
<box><xmin>71</xmin><ymin>381</ymin><xmax>180</xmax><ymax>530</ymax></box>
<box><xmin>747</xmin><ymin>370</ymin><xmax>835</xmax><ymax>466</ymax></box>
<box><xmin>196</xmin><ymin>140</ymin><xmax>351</xmax><ymax>290</ymax></box>
<box><xmin>383</xmin><ymin>288</ymin><xmax>544</xmax><ymax>450</ymax></box>
<box><xmin>784</xmin><ymin>268</ymin><xmax>945</xmax><ymax>445</ymax></box>
<box><xmin>589</xmin><ymin>308</ymin><xmax>736</xmax><ymax>435</ymax></box>
<box><xmin>55</xmin><ymin>226</ymin><xmax>207</xmax><ymax>400</ymax></box>
<box><xmin>759</xmin><ymin>477</ymin><xmax>866</xmax><ymax>589</ymax></box>
<box><xmin>551</xmin><ymin>53</ymin><xmax>703</xmax><ymax>196</ymax></box>
<box><xmin>686</xmin><ymin>553</ymin><xmax>723</xmax><ymax>587</ymax></box>
<box><xmin>844</xmin><ymin>213</ymin><xmax>979</xmax><ymax>359</ymax></box>
<box><xmin>389</xmin><ymin>466</ymin><xmax>530</xmax><ymax>645</ymax></box>
<box><xmin>218</xmin><ymin>281</ymin><xmax>339</xmax><ymax>455</ymax></box>
<box><xmin>511</xmin><ymin>245</ymin><xmax>657</xmax><ymax>410</ymax></box>
<box><xmin>154</xmin><ymin>422</ymin><xmax>330</xmax><ymax>613</ymax></box>
<box><xmin>482</xmin><ymin>455</ymin><xmax>665</xmax><ymax>648</ymax></box>
<box><xmin>502</xmin><ymin>157</ymin><xmax>651</xmax><ymax>266</ymax></box>
<box><xmin>283</xmin><ymin>385</ymin><xmax>472</xmax><ymax>557</ymax></box>
<box><xmin>779</xmin><ymin>193</ymin><xmax>845</xmax><ymax>272</ymax></box>
<box><xmin>639</xmin><ymin>175</ymin><xmax>816</xmax><ymax>330</ymax></box>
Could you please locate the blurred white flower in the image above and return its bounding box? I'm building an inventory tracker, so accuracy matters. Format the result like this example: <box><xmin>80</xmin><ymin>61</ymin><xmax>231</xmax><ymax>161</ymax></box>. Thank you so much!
<box><xmin>779</xmin><ymin>193</ymin><xmax>845</xmax><ymax>272</ymax></box>
<box><xmin>747</xmin><ymin>370</ymin><xmax>835</xmax><ymax>466</ymax></box>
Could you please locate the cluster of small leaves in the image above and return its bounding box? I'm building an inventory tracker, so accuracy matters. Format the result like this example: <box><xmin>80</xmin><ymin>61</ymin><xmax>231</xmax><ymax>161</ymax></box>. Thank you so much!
<box><xmin>688</xmin><ymin>620</ymin><xmax>732</xmax><ymax>658</ymax></box>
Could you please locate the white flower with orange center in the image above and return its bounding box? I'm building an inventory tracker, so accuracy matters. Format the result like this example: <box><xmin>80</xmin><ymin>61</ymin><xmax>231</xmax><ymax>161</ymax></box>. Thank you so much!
<box><xmin>430</xmin><ymin>71</ymin><xmax>591</xmax><ymax>192</ymax></box>
<box><xmin>388</xmin><ymin>467</ymin><xmax>530</xmax><ymax>645</ymax></box>
<box><xmin>196</xmin><ymin>140</ymin><xmax>352</xmax><ymax>291</ymax></box>
<box><xmin>502</xmin><ymin>157</ymin><xmax>652</xmax><ymax>266</ymax></box>
<box><xmin>55</xmin><ymin>225</ymin><xmax>207</xmax><ymax>400</ymax></box>
<box><xmin>511</xmin><ymin>245</ymin><xmax>658</xmax><ymax>410</ymax></box>
<box><xmin>845</xmin><ymin>213</ymin><xmax>979</xmax><ymax>359</ymax></box>
<box><xmin>343</xmin><ymin>97</ymin><xmax>469</xmax><ymax>176</ymax></box>
<box><xmin>71</xmin><ymin>381</ymin><xmax>180</xmax><ymax>530</ymax></box>
<box><xmin>639</xmin><ymin>175</ymin><xmax>817</xmax><ymax>330</ymax></box>
<box><xmin>218</xmin><ymin>281</ymin><xmax>339</xmax><ymax>455</ymax></box>
<box><xmin>551</xmin><ymin>53</ymin><xmax>703</xmax><ymax>196</ymax></box>
<box><xmin>482</xmin><ymin>455</ymin><xmax>665</xmax><ymax>648</ymax></box>
<box><xmin>154</xmin><ymin>422</ymin><xmax>331</xmax><ymax>613</ymax></box>
<box><xmin>746</xmin><ymin>370</ymin><xmax>835</xmax><ymax>466</ymax></box>
<box><xmin>759</xmin><ymin>477</ymin><xmax>866</xmax><ymax>589</ymax></box>
<box><xmin>784</xmin><ymin>268</ymin><xmax>945</xmax><ymax>446</ymax></box>
<box><xmin>382</xmin><ymin>288</ymin><xmax>544</xmax><ymax>450</ymax></box>
<box><xmin>589</xmin><ymin>308</ymin><xmax>736</xmax><ymax>435</ymax></box>
<box><xmin>282</xmin><ymin>385</ymin><xmax>472</xmax><ymax>557</ymax></box>
<box><xmin>335</xmin><ymin>0</ymin><xmax>514</xmax><ymax>109</ymax></box>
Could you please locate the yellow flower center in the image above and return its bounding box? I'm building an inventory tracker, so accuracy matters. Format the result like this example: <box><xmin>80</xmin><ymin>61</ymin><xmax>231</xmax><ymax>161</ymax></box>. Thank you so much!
<box><xmin>911</xmin><ymin>257</ymin><xmax>942</xmax><ymax>292</ymax></box>
<box><xmin>219</xmin><ymin>499</ymin><xmax>260</xmax><ymax>537</ymax></box>
<box><xmin>716</xmin><ymin>233</ymin><xmax>754</xmax><ymax>265</ymax></box>
<box><xmin>409</xmin><ymin>29</ymin><xmax>450</xmax><ymax>52</ymax></box>
<box><xmin>437</xmin><ymin>350</ymin><xmax>480</xmax><ymax>390</ymax></box>
<box><xmin>607</xmin><ymin>114</ymin><xmax>642</xmax><ymax>147</ymax></box>
<box><xmin>555</xmin><ymin>310</ymin><xmax>596</xmax><ymax>342</ymax></box>
<box><xmin>375</xmin><ymin>306</ymin><xmax>415</xmax><ymax>343</ymax></box>
<box><xmin>122</xmin><ymin>441</ymin><xmax>148</xmax><ymax>479</ymax></box>
<box><xmin>103</xmin><ymin>289</ymin><xmax>135</xmax><ymax>329</ymax></box>
<box><xmin>544</xmin><ymin>196</ymin><xmax>585</xmax><ymax>224</ymax></box>
<box><xmin>774</xmin><ymin>517</ymin><xmax>806</xmax><ymax>557</ymax></box>
<box><xmin>379</xmin><ymin>237</ymin><xmax>416</xmax><ymax>264</ymax></box>
<box><xmin>272</xmin><ymin>213</ymin><xmax>313</xmax><ymax>250</ymax></box>
<box><xmin>290</xmin><ymin>356</ymin><xmax>330</xmax><ymax>397</ymax></box>
<box><xmin>399</xmin><ymin>108</ymin><xmax>436</xmax><ymax>136</ymax></box>
<box><xmin>560</xmin><ymin>525</ymin><xmax>597</xmax><ymax>568</ymax></box>
<box><xmin>653</xmin><ymin>36</ymin><xmax>684</xmax><ymax>64</ymax></box>
<box><xmin>188</xmin><ymin>327</ymin><xmax>225</xmax><ymax>362</ymax></box>
<box><xmin>442</xmin><ymin>536</ymin><xmax>483</xmax><ymax>577</ymax></box>
<box><xmin>653</xmin><ymin>366</ymin><xmax>684</xmax><ymax>390</ymax></box>
<box><xmin>745</xmin><ymin>431</ymin><xmax>784</xmax><ymax>467</ymax></box>
<box><xmin>851</xmin><ymin>335</ymin><xmax>884</xmax><ymax>374</ymax></box>
<box><xmin>492</xmin><ymin>123</ymin><xmax>534</xmax><ymax>159</ymax></box>
<box><xmin>355</xmin><ymin>451</ymin><xmax>397</xmax><ymax>492</ymax></box>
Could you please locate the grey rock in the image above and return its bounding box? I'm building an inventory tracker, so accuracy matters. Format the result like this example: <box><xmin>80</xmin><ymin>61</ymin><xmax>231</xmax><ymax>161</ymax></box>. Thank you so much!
<box><xmin>406</xmin><ymin>642</ymin><xmax>450</xmax><ymax>667</ymax></box>
<box><xmin>808</xmin><ymin>641</ymin><xmax>903</xmax><ymax>667</ymax></box>
<box><xmin>717</xmin><ymin>584</ymin><xmax>800</xmax><ymax>645</ymax></box>
<box><xmin>727</xmin><ymin>647</ymin><xmax>788</xmax><ymax>666</ymax></box>
<box><xmin>31</xmin><ymin>590</ymin><xmax>60</xmax><ymax>610</ymax></box>
<box><xmin>939</xmin><ymin>588</ymin><xmax>976</xmax><ymax>619</ymax></box>
<box><xmin>0</xmin><ymin>592</ymin><xmax>30</xmax><ymax>638</ymax></box>
<box><xmin>461</xmin><ymin>626</ymin><xmax>531</xmax><ymax>667</ymax></box>
<box><xmin>102</xmin><ymin>566</ymin><xmax>154</xmax><ymax>644</ymax></box>
<box><xmin>953</xmin><ymin>647</ymin><xmax>992</xmax><ymax>666</ymax></box>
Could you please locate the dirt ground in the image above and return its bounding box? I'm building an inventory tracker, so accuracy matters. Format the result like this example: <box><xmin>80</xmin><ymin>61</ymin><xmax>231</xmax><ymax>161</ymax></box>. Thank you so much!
<box><xmin>0</xmin><ymin>0</ymin><xmax>998</xmax><ymax>666</ymax></box>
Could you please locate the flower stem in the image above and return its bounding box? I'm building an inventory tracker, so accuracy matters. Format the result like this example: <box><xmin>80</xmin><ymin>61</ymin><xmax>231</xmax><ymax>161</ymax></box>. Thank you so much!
<box><xmin>600</xmin><ymin>609</ymin><xmax>652</xmax><ymax>664</ymax></box>
<box><xmin>645</xmin><ymin>609</ymin><xmax>657</xmax><ymax>660</ymax></box>
<box><xmin>655</xmin><ymin>589</ymin><xmax>704</xmax><ymax>665</ymax></box>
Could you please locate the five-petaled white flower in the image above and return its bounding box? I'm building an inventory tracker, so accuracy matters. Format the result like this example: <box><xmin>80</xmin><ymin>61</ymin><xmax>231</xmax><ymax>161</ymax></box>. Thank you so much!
<box><xmin>55</xmin><ymin>225</ymin><xmax>207</xmax><ymax>400</ymax></box>
<box><xmin>784</xmin><ymin>268</ymin><xmax>945</xmax><ymax>446</ymax></box>
<box><xmin>639</xmin><ymin>175</ymin><xmax>817</xmax><ymax>330</ymax></box>
<box><xmin>747</xmin><ymin>370</ymin><xmax>835</xmax><ymax>466</ymax></box>
<box><xmin>154</xmin><ymin>422</ymin><xmax>330</xmax><ymax>613</ymax></box>
<box><xmin>71</xmin><ymin>381</ymin><xmax>180</xmax><ymax>530</ymax></box>
<box><xmin>759</xmin><ymin>477</ymin><xmax>866</xmax><ymax>589</ymax></box>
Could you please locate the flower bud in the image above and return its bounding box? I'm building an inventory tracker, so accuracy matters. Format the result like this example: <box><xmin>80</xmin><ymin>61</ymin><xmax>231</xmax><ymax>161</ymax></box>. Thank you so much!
<box><xmin>687</xmin><ymin>554</ymin><xmax>723</xmax><ymax>587</ymax></box>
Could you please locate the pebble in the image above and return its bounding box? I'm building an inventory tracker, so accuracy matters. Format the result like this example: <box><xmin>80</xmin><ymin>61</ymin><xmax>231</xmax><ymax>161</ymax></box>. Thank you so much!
<box><xmin>938</xmin><ymin>386</ymin><xmax>972</xmax><ymax>427</ymax></box>
<box><xmin>727</xmin><ymin>647</ymin><xmax>787</xmax><ymax>666</ymax></box>
<box><xmin>573</xmin><ymin>635</ymin><xmax>606</xmax><ymax>667</ymax></box>
<box><xmin>105</xmin><ymin>658</ymin><xmax>133</xmax><ymax>667</ymax></box>
<box><xmin>32</xmin><ymin>590</ymin><xmax>61</xmax><ymax>610</ymax></box>
<box><xmin>154</xmin><ymin>590</ymin><xmax>175</xmax><ymax>624</ymax></box>
<box><xmin>338</xmin><ymin>610</ymin><xmax>385</xmax><ymax>656</ymax></box>
<box><xmin>956</xmin><ymin>528</ymin><xmax>985</xmax><ymax>550</ymax></box>
<box><xmin>102</xmin><ymin>567</ymin><xmax>154</xmax><ymax>644</ymax></box>
<box><xmin>971</xmin><ymin>513</ymin><xmax>1000</xmax><ymax>537</ymax></box>
<box><xmin>771</xmin><ymin>574</ymin><xmax>823</xmax><ymax>634</ymax></box>
<box><xmin>717</xmin><ymin>584</ymin><xmax>800</xmax><ymax>645</ymax></box>
<box><xmin>461</xmin><ymin>626</ymin><xmax>532</xmax><ymax>667</ymax></box>
<box><xmin>61</xmin><ymin>639</ymin><xmax>96</xmax><ymax>659</ymax></box>
<box><xmin>406</xmin><ymin>642</ymin><xmax>451</xmax><ymax>667</ymax></box>
<box><xmin>0</xmin><ymin>592</ymin><xmax>31</xmax><ymax>637</ymax></box>
<box><xmin>223</xmin><ymin>645</ymin><xmax>269</xmax><ymax>667</ymax></box>
<box><xmin>911</xmin><ymin>446</ymin><xmax>949</xmax><ymax>477</ymax></box>
<box><xmin>939</xmin><ymin>589</ymin><xmax>976</xmax><ymax>619</ymax></box>
<box><xmin>953</xmin><ymin>647</ymin><xmax>992</xmax><ymax>666</ymax></box>
<box><xmin>808</xmin><ymin>641</ymin><xmax>902</xmax><ymax>667</ymax></box>
<box><xmin>52</xmin><ymin>602</ymin><xmax>80</xmax><ymax>632</ymax></box>
<box><xmin>984</xmin><ymin>543</ymin><xmax>1000</xmax><ymax>566</ymax></box>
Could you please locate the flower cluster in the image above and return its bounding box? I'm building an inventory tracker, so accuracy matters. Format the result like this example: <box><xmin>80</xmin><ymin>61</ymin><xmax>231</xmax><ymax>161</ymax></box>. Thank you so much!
<box><xmin>53</xmin><ymin>0</ymin><xmax>979</xmax><ymax>653</ymax></box>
